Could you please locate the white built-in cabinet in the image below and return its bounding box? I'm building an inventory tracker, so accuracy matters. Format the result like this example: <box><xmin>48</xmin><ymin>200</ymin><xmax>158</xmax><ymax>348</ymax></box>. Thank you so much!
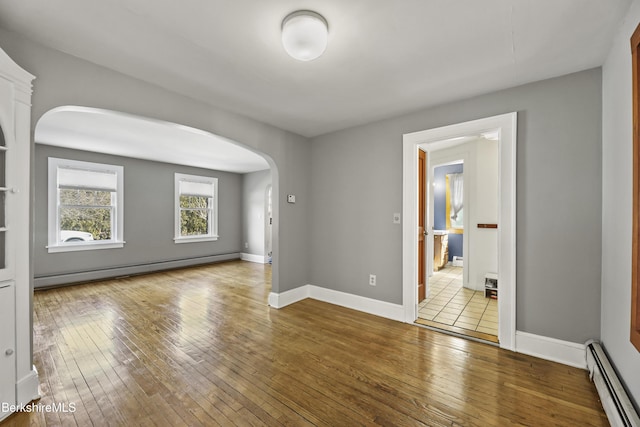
<box><xmin>0</xmin><ymin>282</ymin><xmax>16</xmax><ymax>417</ymax></box>
<box><xmin>0</xmin><ymin>46</ymin><xmax>39</xmax><ymax>421</ymax></box>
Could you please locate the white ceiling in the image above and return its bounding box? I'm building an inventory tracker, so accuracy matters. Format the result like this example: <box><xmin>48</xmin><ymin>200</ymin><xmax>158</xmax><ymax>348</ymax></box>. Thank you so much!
<box><xmin>0</xmin><ymin>1</ymin><xmax>632</xmax><ymax>138</ymax></box>
<box><xmin>36</xmin><ymin>106</ymin><xmax>270</xmax><ymax>173</ymax></box>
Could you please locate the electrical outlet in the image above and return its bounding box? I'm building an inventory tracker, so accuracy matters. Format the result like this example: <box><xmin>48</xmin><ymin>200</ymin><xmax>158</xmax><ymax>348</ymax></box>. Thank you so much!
<box><xmin>244</xmin><ymin>242</ymin><xmax>249</xmax><ymax>249</ymax></box>
<box><xmin>369</xmin><ymin>274</ymin><xmax>376</xmax><ymax>286</ymax></box>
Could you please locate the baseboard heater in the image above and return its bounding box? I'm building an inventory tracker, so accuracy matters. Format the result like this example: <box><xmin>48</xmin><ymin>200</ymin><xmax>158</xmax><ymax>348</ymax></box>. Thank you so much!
<box><xmin>34</xmin><ymin>252</ymin><xmax>241</xmax><ymax>289</ymax></box>
<box><xmin>586</xmin><ymin>340</ymin><xmax>640</xmax><ymax>427</ymax></box>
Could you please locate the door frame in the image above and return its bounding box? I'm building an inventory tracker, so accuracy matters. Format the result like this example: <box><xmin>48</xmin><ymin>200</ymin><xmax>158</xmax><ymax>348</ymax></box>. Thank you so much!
<box><xmin>402</xmin><ymin>112</ymin><xmax>517</xmax><ymax>350</ymax></box>
<box><xmin>427</xmin><ymin>155</ymin><xmax>469</xmax><ymax>292</ymax></box>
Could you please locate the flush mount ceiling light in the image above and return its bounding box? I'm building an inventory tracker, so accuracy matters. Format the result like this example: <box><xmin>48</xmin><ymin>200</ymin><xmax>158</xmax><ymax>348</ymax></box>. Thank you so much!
<box><xmin>281</xmin><ymin>10</ymin><xmax>328</xmax><ymax>61</ymax></box>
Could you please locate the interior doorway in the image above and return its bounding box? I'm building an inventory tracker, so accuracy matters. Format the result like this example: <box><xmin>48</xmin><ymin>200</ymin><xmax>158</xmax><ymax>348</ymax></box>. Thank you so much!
<box><xmin>402</xmin><ymin>112</ymin><xmax>517</xmax><ymax>350</ymax></box>
<box><xmin>416</xmin><ymin>137</ymin><xmax>500</xmax><ymax>342</ymax></box>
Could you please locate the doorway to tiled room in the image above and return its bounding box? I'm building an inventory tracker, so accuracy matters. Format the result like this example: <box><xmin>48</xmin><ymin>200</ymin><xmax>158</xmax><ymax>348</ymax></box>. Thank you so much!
<box><xmin>416</xmin><ymin>265</ymin><xmax>498</xmax><ymax>342</ymax></box>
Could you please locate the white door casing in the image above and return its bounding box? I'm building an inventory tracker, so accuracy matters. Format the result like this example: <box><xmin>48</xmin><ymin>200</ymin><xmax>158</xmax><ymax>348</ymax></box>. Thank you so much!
<box><xmin>402</xmin><ymin>112</ymin><xmax>517</xmax><ymax>350</ymax></box>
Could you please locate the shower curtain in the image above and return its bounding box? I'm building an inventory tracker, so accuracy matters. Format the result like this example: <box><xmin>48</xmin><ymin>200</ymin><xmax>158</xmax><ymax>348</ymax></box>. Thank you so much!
<box><xmin>449</xmin><ymin>173</ymin><xmax>463</xmax><ymax>229</ymax></box>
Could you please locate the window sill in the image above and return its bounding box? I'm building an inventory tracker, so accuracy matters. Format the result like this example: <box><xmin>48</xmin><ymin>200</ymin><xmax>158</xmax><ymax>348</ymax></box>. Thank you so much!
<box><xmin>174</xmin><ymin>235</ymin><xmax>219</xmax><ymax>244</ymax></box>
<box><xmin>47</xmin><ymin>241</ymin><xmax>125</xmax><ymax>253</ymax></box>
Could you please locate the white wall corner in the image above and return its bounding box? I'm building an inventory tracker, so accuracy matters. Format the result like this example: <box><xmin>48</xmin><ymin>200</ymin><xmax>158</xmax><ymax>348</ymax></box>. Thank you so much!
<box><xmin>308</xmin><ymin>285</ymin><xmax>405</xmax><ymax>322</ymax></box>
<box><xmin>515</xmin><ymin>331</ymin><xmax>587</xmax><ymax>369</ymax></box>
<box><xmin>268</xmin><ymin>285</ymin><xmax>310</xmax><ymax>309</ymax></box>
<box><xmin>241</xmin><ymin>253</ymin><xmax>269</xmax><ymax>264</ymax></box>
<box><xmin>16</xmin><ymin>366</ymin><xmax>40</xmax><ymax>406</ymax></box>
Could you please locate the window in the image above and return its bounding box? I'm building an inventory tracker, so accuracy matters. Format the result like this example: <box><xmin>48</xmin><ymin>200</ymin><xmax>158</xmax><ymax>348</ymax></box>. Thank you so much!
<box><xmin>631</xmin><ymin>22</ymin><xmax>640</xmax><ymax>352</ymax></box>
<box><xmin>175</xmin><ymin>173</ymin><xmax>218</xmax><ymax>243</ymax></box>
<box><xmin>48</xmin><ymin>158</ymin><xmax>124</xmax><ymax>253</ymax></box>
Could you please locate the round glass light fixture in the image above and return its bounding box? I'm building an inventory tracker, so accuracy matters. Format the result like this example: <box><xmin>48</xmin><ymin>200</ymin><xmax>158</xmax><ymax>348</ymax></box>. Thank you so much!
<box><xmin>281</xmin><ymin>10</ymin><xmax>328</xmax><ymax>61</ymax></box>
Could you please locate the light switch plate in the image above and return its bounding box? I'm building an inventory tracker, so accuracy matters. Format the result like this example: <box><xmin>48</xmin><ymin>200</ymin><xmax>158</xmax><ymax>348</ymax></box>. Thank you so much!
<box><xmin>287</xmin><ymin>194</ymin><xmax>296</xmax><ymax>203</ymax></box>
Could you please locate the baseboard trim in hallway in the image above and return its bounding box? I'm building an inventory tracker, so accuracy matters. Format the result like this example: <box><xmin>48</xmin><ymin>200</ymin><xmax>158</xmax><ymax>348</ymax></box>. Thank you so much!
<box><xmin>269</xmin><ymin>284</ymin><xmax>405</xmax><ymax>322</ymax></box>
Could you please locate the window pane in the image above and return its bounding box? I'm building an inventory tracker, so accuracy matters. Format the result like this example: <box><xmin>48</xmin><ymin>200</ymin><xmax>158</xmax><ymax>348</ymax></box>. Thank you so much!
<box><xmin>180</xmin><ymin>195</ymin><xmax>208</xmax><ymax>209</ymax></box>
<box><xmin>59</xmin><ymin>207</ymin><xmax>112</xmax><ymax>241</ymax></box>
<box><xmin>180</xmin><ymin>208</ymin><xmax>209</xmax><ymax>236</ymax></box>
<box><xmin>60</xmin><ymin>189</ymin><xmax>112</xmax><ymax>206</ymax></box>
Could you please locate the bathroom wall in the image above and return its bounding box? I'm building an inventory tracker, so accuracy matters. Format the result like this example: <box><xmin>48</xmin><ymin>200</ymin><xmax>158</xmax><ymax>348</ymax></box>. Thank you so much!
<box><xmin>428</xmin><ymin>138</ymin><xmax>498</xmax><ymax>291</ymax></box>
<box><xmin>433</xmin><ymin>163</ymin><xmax>463</xmax><ymax>261</ymax></box>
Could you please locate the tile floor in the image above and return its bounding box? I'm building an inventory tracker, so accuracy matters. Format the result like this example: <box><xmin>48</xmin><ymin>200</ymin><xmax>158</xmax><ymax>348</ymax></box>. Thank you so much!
<box><xmin>418</xmin><ymin>266</ymin><xmax>498</xmax><ymax>337</ymax></box>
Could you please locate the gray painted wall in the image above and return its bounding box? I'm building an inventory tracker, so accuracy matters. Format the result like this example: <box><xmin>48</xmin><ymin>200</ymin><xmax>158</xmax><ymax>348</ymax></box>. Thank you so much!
<box><xmin>310</xmin><ymin>68</ymin><xmax>602</xmax><ymax>344</ymax></box>
<box><xmin>0</xmin><ymin>27</ymin><xmax>311</xmax><ymax>293</ymax></box>
<box><xmin>242</xmin><ymin>169</ymin><xmax>272</xmax><ymax>258</ymax></box>
<box><xmin>601</xmin><ymin>0</ymin><xmax>640</xmax><ymax>408</ymax></box>
<box><xmin>34</xmin><ymin>145</ymin><xmax>243</xmax><ymax>281</ymax></box>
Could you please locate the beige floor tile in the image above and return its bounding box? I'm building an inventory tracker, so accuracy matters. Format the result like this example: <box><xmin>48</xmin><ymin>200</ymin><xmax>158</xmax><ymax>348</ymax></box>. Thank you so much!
<box><xmin>482</xmin><ymin>314</ymin><xmax>498</xmax><ymax>322</ymax></box>
<box><xmin>454</xmin><ymin>321</ymin><xmax>478</xmax><ymax>331</ymax></box>
<box><xmin>446</xmin><ymin>302</ymin><xmax>466</xmax><ymax>310</ymax></box>
<box><xmin>420</xmin><ymin>310</ymin><xmax>440</xmax><ymax>318</ymax></box>
<box><xmin>433</xmin><ymin>315</ymin><xmax>456</xmax><ymax>325</ymax></box>
<box><xmin>419</xmin><ymin>312</ymin><xmax>436</xmax><ymax>320</ymax></box>
<box><xmin>419</xmin><ymin>266</ymin><xmax>497</xmax><ymax>339</ymax></box>
<box><xmin>456</xmin><ymin>315</ymin><xmax>480</xmax><ymax>325</ymax></box>
<box><xmin>440</xmin><ymin>307</ymin><xmax>461</xmax><ymax>317</ymax></box>
<box><xmin>479</xmin><ymin>319</ymin><xmax>498</xmax><ymax>329</ymax></box>
<box><xmin>435</xmin><ymin>311</ymin><xmax>458</xmax><ymax>320</ymax></box>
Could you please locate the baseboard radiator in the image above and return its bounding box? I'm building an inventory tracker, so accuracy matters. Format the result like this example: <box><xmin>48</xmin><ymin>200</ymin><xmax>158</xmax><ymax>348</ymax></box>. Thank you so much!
<box><xmin>586</xmin><ymin>341</ymin><xmax>640</xmax><ymax>427</ymax></box>
<box><xmin>34</xmin><ymin>252</ymin><xmax>241</xmax><ymax>289</ymax></box>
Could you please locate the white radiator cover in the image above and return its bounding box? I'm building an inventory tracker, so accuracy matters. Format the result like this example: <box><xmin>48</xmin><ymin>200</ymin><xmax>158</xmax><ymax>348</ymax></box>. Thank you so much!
<box><xmin>586</xmin><ymin>341</ymin><xmax>640</xmax><ymax>427</ymax></box>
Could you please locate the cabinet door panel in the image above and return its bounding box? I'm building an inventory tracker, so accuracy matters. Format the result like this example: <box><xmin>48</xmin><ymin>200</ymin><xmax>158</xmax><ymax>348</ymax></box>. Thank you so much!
<box><xmin>0</xmin><ymin>282</ymin><xmax>15</xmax><ymax>418</ymax></box>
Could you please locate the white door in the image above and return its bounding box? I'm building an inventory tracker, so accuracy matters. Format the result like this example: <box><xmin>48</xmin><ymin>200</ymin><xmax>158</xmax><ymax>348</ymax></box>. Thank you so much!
<box><xmin>0</xmin><ymin>282</ymin><xmax>16</xmax><ymax>418</ymax></box>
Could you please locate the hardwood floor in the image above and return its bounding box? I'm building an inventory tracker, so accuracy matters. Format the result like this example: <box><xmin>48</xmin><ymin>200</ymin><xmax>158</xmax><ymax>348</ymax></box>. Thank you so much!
<box><xmin>3</xmin><ymin>260</ymin><xmax>607</xmax><ymax>426</ymax></box>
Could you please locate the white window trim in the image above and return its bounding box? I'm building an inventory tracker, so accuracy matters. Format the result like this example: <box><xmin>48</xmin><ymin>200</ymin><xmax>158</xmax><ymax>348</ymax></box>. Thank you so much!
<box><xmin>174</xmin><ymin>173</ymin><xmax>218</xmax><ymax>243</ymax></box>
<box><xmin>47</xmin><ymin>158</ymin><xmax>125</xmax><ymax>253</ymax></box>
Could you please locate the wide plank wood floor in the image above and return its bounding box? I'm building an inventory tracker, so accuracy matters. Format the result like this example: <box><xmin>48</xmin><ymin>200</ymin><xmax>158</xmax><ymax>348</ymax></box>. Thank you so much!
<box><xmin>3</xmin><ymin>260</ymin><xmax>607</xmax><ymax>426</ymax></box>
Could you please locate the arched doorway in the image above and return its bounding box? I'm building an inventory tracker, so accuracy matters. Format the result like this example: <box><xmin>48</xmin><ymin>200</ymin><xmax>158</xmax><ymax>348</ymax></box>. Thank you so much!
<box><xmin>34</xmin><ymin>105</ymin><xmax>278</xmax><ymax>292</ymax></box>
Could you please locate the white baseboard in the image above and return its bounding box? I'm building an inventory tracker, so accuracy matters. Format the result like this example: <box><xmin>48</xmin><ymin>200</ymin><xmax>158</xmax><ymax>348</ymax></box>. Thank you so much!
<box><xmin>241</xmin><ymin>253</ymin><xmax>269</xmax><ymax>264</ymax></box>
<box><xmin>268</xmin><ymin>286</ymin><xmax>310</xmax><ymax>308</ymax></box>
<box><xmin>16</xmin><ymin>365</ymin><xmax>40</xmax><ymax>406</ymax></box>
<box><xmin>515</xmin><ymin>331</ymin><xmax>586</xmax><ymax>369</ymax></box>
<box><xmin>269</xmin><ymin>285</ymin><xmax>404</xmax><ymax>322</ymax></box>
<box><xmin>309</xmin><ymin>286</ymin><xmax>405</xmax><ymax>322</ymax></box>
